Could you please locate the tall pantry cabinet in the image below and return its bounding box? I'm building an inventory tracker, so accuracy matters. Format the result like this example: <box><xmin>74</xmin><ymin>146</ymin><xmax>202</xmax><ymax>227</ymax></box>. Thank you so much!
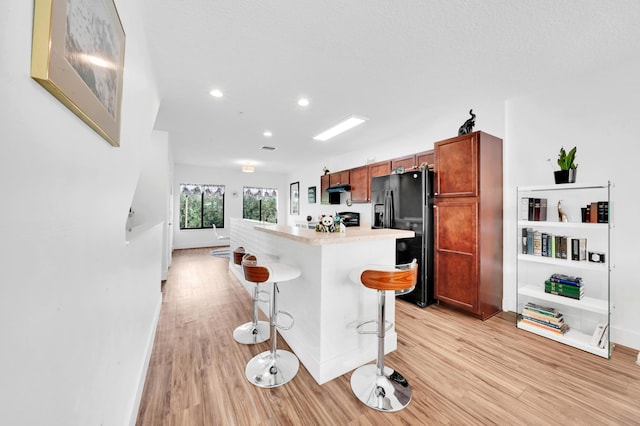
<box><xmin>433</xmin><ymin>131</ymin><xmax>503</xmax><ymax>320</ymax></box>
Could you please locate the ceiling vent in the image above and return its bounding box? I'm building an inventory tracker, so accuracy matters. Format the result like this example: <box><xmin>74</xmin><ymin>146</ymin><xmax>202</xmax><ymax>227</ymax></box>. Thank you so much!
<box><xmin>260</xmin><ymin>146</ymin><xmax>276</xmax><ymax>151</ymax></box>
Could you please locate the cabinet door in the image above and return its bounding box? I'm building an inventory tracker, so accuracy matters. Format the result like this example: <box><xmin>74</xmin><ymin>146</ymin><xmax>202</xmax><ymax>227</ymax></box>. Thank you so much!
<box><xmin>435</xmin><ymin>133</ymin><xmax>477</xmax><ymax>197</ymax></box>
<box><xmin>391</xmin><ymin>155</ymin><xmax>416</xmax><ymax>171</ymax></box>
<box><xmin>320</xmin><ymin>174</ymin><xmax>330</xmax><ymax>204</ymax></box>
<box><xmin>416</xmin><ymin>150</ymin><xmax>434</xmax><ymax>169</ymax></box>
<box><xmin>368</xmin><ymin>161</ymin><xmax>391</xmax><ymax>179</ymax></box>
<box><xmin>329</xmin><ymin>170</ymin><xmax>350</xmax><ymax>186</ymax></box>
<box><xmin>349</xmin><ymin>166</ymin><xmax>368</xmax><ymax>203</ymax></box>
<box><xmin>434</xmin><ymin>199</ymin><xmax>478</xmax><ymax>313</ymax></box>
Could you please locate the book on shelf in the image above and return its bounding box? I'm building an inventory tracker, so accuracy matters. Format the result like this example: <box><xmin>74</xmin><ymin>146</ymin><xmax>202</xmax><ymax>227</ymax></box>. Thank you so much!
<box><xmin>533</xmin><ymin>231</ymin><xmax>542</xmax><ymax>256</ymax></box>
<box><xmin>545</xmin><ymin>280</ymin><xmax>584</xmax><ymax>300</ymax></box>
<box><xmin>598</xmin><ymin>201</ymin><xmax>609</xmax><ymax>223</ymax></box>
<box><xmin>590</xmin><ymin>202</ymin><xmax>598</xmax><ymax>223</ymax></box>
<box><xmin>523</xmin><ymin>301</ymin><xmax>561</xmax><ymax>318</ymax></box>
<box><xmin>522</xmin><ymin>307</ymin><xmax>565</xmax><ymax>325</ymax></box>
<box><xmin>549</xmin><ymin>273</ymin><xmax>583</xmax><ymax>285</ymax></box>
<box><xmin>571</xmin><ymin>238</ymin><xmax>587</xmax><ymax>261</ymax></box>
<box><xmin>524</xmin><ymin>197</ymin><xmax>548</xmax><ymax>221</ymax></box>
<box><xmin>522</xmin><ymin>228</ymin><xmax>529</xmax><ymax>254</ymax></box>
<box><xmin>521</xmin><ymin>197</ymin><xmax>529</xmax><ymax>221</ymax></box>
<box><xmin>520</xmin><ymin>318</ymin><xmax>569</xmax><ymax>335</ymax></box>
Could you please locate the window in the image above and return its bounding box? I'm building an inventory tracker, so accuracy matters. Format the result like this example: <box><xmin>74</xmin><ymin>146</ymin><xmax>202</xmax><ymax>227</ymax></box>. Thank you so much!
<box><xmin>179</xmin><ymin>183</ymin><xmax>225</xmax><ymax>229</ymax></box>
<box><xmin>243</xmin><ymin>186</ymin><xmax>278</xmax><ymax>223</ymax></box>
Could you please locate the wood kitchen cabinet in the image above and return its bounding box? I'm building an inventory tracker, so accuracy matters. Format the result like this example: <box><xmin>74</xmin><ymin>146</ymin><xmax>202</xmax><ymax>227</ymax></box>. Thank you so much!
<box><xmin>368</xmin><ymin>161</ymin><xmax>391</xmax><ymax>180</ymax></box>
<box><xmin>434</xmin><ymin>131</ymin><xmax>503</xmax><ymax>320</ymax></box>
<box><xmin>391</xmin><ymin>155</ymin><xmax>416</xmax><ymax>171</ymax></box>
<box><xmin>416</xmin><ymin>150</ymin><xmax>434</xmax><ymax>169</ymax></box>
<box><xmin>349</xmin><ymin>166</ymin><xmax>369</xmax><ymax>203</ymax></box>
<box><xmin>329</xmin><ymin>170</ymin><xmax>350</xmax><ymax>186</ymax></box>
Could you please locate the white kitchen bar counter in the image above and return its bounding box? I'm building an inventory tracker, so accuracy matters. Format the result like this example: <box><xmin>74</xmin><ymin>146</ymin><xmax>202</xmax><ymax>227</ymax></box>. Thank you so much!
<box><xmin>229</xmin><ymin>218</ymin><xmax>414</xmax><ymax>385</ymax></box>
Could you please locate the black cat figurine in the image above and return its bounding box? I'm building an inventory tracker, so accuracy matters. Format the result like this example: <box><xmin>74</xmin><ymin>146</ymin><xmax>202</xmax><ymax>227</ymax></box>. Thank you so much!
<box><xmin>458</xmin><ymin>109</ymin><xmax>476</xmax><ymax>135</ymax></box>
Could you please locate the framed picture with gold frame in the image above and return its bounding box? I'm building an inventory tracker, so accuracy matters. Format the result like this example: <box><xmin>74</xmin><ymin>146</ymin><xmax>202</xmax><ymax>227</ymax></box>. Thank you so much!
<box><xmin>31</xmin><ymin>0</ymin><xmax>126</xmax><ymax>147</ymax></box>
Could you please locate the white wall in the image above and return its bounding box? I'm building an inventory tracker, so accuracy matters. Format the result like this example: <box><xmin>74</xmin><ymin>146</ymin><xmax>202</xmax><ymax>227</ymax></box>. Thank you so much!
<box><xmin>172</xmin><ymin>164</ymin><xmax>288</xmax><ymax>249</ymax></box>
<box><xmin>0</xmin><ymin>1</ymin><xmax>167</xmax><ymax>425</ymax></box>
<box><xmin>504</xmin><ymin>58</ymin><xmax>640</xmax><ymax>350</ymax></box>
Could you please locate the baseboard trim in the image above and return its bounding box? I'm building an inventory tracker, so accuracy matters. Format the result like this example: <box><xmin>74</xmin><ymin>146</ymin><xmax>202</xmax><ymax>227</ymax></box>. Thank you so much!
<box><xmin>128</xmin><ymin>292</ymin><xmax>163</xmax><ymax>426</ymax></box>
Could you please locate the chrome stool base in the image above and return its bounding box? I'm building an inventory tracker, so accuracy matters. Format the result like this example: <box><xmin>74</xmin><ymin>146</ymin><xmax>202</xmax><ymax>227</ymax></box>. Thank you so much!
<box><xmin>233</xmin><ymin>321</ymin><xmax>270</xmax><ymax>344</ymax></box>
<box><xmin>245</xmin><ymin>349</ymin><xmax>299</xmax><ymax>388</ymax></box>
<box><xmin>350</xmin><ymin>364</ymin><xmax>412</xmax><ymax>412</ymax></box>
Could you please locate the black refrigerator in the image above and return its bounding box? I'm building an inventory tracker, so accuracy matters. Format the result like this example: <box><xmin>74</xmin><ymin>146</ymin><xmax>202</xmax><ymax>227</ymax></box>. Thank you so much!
<box><xmin>371</xmin><ymin>170</ymin><xmax>435</xmax><ymax>307</ymax></box>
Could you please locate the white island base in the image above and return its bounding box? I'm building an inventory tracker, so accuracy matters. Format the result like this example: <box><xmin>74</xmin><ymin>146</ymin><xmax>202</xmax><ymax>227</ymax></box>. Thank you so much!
<box><xmin>229</xmin><ymin>218</ymin><xmax>414</xmax><ymax>385</ymax></box>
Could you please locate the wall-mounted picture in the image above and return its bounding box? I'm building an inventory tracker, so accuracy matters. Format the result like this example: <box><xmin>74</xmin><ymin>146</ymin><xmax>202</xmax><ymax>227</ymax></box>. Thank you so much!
<box><xmin>31</xmin><ymin>0</ymin><xmax>126</xmax><ymax>147</ymax></box>
<box><xmin>308</xmin><ymin>186</ymin><xmax>316</xmax><ymax>204</ymax></box>
<box><xmin>290</xmin><ymin>182</ymin><xmax>300</xmax><ymax>215</ymax></box>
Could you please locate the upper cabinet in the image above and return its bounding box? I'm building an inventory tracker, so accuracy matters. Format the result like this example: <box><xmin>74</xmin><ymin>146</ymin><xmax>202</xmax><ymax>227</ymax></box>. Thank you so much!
<box><xmin>318</xmin><ymin>150</ymin><xmax>432</xmax><ymax>205</ymax></box>
<box><xmin>434</xmin><ymin>134</ymin><xmax>478</xmax><ymax>197</ymax></box>
<box><xmin>349</xmin><ymin>166</ymin><xmax>369</xmax><ymax>203</ymax></box>
<box><xmin>416</xmin><ymin>150</ymin><xmax>435</xmax><ymax>169</ymax></box>
<box><xmin>368</xmin><ymin>161</ymin><xmax>391</xmax><ymax>180</ymax></box>
<box><xmin>391</xmin><ymin>155</ymin><xmax>416</xmax><ymax>171</ymax></box>
<box><xmin>329</xmin><ymin>170</ymin><xmax>350</xmax><ymax>186</ymax></box>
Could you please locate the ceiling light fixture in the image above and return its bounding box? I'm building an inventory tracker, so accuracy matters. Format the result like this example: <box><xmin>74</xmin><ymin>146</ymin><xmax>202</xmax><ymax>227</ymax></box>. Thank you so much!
<box><xmin>298</xmin><ymin>98</ymin><xmax>310</xmax><ymax>107</ymax></box>
<box><xmin>210</xmin><ymin>89</ymin><xmax>223</xmax><ymax>98</ymax></box>
<box><xmin>313</xmin><ymin>115</ymin><xmax>368</xmax><ymax>142</ymax></box>
<box><xmin>260</xmin><ymin>146</ymin><xmax>276</xmax><ymax>151</ymax></box>
<box><xmin>263</xmin><ymin>130</ymin><xmax>272</xmax><ymax>137</ymax></box>
<box><xmin>242</xmin><ymin>165</ymin><xmax>254</xmax><ymax>173</ymax></box>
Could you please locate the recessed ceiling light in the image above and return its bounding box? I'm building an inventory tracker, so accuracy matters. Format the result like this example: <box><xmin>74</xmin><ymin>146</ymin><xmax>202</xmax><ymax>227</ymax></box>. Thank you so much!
<box><xmin>242</xmin><ymin>165</ymin><xmax>254</xmax><ymax>173</ymax></box>
<box><xmin>313</xmin><ymin>115</ymin><xmax>368</xmax><ymax>142</ymax></box>
<box><xmin>263</xmin><ymin>131</ymin><xmax>272</xmax><ymax>137</ymax></box>
<box><xmin>210</xmin><ymin>89</ymin><xmax>223</xmax><ymax>98</ymax></box>
<box><xmin>298</xmin><ymin>98</ymin><xmax>310</xmax><ymax>107</ymax></box>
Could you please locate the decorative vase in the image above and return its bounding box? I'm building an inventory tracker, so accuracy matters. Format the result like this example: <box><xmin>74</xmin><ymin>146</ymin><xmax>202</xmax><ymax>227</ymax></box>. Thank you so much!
<box><xmin>554</xmin><ymin>169</ymin><xmax>576</xmax><ymax>184</ymax></box>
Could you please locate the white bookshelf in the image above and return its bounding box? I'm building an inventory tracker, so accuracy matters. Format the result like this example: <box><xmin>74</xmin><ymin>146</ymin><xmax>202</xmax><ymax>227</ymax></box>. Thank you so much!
<box><xmin>516</xmin><ymin>182</ymin><xmax>612</xmax><ymax>358</ymax></box>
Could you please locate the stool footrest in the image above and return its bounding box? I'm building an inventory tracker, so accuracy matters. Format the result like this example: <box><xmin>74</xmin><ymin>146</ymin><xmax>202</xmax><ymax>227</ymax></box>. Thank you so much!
<box><xmin>274</xmin><ymin>310</ymin><xmax>294</xmax><ymax>330</ymax></box>
<box><xmin>356</xmin><ymin>319</ymin><xmax>393</xmax><ymax>335</ymax></box>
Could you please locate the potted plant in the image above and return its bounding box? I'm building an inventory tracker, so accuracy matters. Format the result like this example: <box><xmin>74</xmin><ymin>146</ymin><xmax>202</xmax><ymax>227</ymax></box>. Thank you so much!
<box><xmin>554</xmin><ymin>146</ymin><xmax>578</xmax><ymax>184</ymax></box>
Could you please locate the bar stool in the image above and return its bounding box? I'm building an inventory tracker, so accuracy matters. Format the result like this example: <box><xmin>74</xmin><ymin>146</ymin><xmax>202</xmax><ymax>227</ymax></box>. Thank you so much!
<box><xmin>242</xmin><ymin>257</ymin><xmax>301</xmax><ymax>388</ymax></box>
<box><xmin>232</xmin><ymin>247</ymin><xmax>245</xmax><ymax>266</ymax></box>
<box><xmin>233</xmin><ymin>253</ymin><xmax>270</xmax><ymax>344</ymax></box>
<box><xmin>349</xmin><ymin>259</ymin><xmax>418</xmax><ymax>412</ymax></box>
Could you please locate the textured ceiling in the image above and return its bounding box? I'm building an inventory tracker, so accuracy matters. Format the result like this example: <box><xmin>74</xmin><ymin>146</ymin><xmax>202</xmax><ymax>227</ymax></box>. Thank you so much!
<box><xmin>144</xmin><ymin>1</ymin><xmax>640</xmax><ymax>173</ymax></box>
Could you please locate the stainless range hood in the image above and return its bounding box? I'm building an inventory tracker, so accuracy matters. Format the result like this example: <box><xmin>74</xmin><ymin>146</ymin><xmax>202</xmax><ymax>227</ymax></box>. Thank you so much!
<box><xmin>326</xmin><ymin>184</ymin><xmax>351</xmax><ymax>193</ymax></box>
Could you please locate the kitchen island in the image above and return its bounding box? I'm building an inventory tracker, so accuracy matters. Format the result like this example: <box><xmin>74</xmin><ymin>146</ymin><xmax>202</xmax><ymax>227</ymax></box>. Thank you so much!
<box><xmin>229</xmin><ymin>218</ymin><xmax>414</xmax><ymax>385</ymax></box>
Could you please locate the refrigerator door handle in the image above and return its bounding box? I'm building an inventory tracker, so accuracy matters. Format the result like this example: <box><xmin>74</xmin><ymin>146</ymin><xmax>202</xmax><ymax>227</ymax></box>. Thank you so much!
<box><xmin>384</xmin><ymin>189</ymin><xmax>394</xmax><ymax>228</ymax></box>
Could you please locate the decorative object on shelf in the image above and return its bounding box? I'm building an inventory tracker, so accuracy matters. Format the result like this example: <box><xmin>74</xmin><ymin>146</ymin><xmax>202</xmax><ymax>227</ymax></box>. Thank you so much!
<box><xmin>322</xmin><ymin>166</ymin><xmax>330</xmax><ymax>175</ymax></box>
<box><xmin>553</xmin><ymin>146</ymin><xmax>578</xmax><ymax>184</ymax></box>
<box><xmin>306</xmin><ymin>215</ymin><xmax>312</xmax><ymax>222</ymax></box>
<box><xmin>557</xmin><ymin>200</ymin><xmax>568</xmax><ymax>222</ymax></box>
<box><xmin>457</xmin><ymin>109</ymin><xmax>476</xmax><ymax>135</ymax></box>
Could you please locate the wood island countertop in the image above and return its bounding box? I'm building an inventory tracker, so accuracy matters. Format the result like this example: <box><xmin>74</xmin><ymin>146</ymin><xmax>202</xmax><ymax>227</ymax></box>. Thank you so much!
<box><xmin>254</xmin><ymin>224</ymin><xmax>414</xmax><ymax>245</ymax></box>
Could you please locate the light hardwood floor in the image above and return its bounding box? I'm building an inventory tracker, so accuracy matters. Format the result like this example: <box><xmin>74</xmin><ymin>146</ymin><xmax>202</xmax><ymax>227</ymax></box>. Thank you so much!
<box><xmin>136</xmin><ymin>248</ymin><xmax>640</xmax><ymax>425</ymax></box>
